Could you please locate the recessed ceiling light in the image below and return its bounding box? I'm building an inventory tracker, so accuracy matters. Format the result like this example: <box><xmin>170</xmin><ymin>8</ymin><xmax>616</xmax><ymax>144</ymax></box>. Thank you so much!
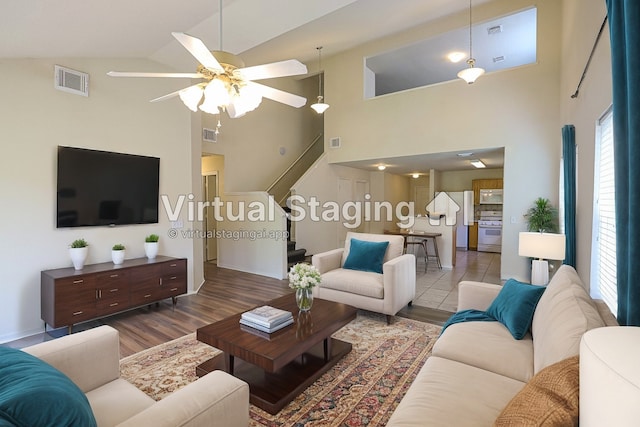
<box><xmin>412</xmin><ymin>173</ymin><xmax>420</xmax><ymax>179</ymax></box>
<box><xmin>457</xmin><ymin>152</ymin><xmax>473</xmax><ymax>157</ymax></box>
<box><xmin>447</xmin><ymin>51</ymin><xmax>467</xmax><ymax>63</ymax></box>
<box><xmin>377</xmin><ymin>165</ymin><xmax>386</xmax><ymax>171</ymax></box>
<box><xmin>470</xmin><ymin>159</ymin><xmax>486</xmax><ymax>168</ymax></box>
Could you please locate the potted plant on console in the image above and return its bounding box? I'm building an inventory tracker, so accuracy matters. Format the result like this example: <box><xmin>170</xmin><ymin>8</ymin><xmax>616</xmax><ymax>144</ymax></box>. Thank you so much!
<box><xmin>69</xmin><ymin>238</ymin><xmax>88</xmax><ymax>270</ymax></box>
<box><xmin>112</xmin><ymin>244</ymin><xmax>125</xmax><ymax>265</ymax></box>
<box><xmin>144</xmin><ymin>234</ymin><xmax>159</xmax><ymax>260</ymax></box>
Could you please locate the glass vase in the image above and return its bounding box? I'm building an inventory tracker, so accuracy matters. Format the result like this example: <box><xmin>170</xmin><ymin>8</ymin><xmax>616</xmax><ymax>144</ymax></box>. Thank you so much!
<box><xmin>295</xmin><ymin>287</ymin><xmax>314</xmax><ymax>312</ymax></box>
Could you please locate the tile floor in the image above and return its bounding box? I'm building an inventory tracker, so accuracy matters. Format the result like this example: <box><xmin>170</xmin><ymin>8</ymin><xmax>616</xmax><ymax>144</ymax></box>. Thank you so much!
<box><xmin>412</xmin><ymin>250</ymin><xmax>502</xmax><ymax>312</ymax></box>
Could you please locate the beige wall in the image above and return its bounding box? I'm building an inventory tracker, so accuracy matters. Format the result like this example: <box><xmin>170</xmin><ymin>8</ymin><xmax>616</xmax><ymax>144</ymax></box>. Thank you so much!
<box><xmin>560</xmin><ymin>0</ymin><xmax>612</xmax><ymax>287</ymax></box>
<box><xmin>322</xmin><ymin>0</ymin><xmax>562</xmax><ymax>280</ymax></box>
<box><xmin>0</xmin><ymin>58</ymin><xmax>196</xmax><ymax>342</ymax></box>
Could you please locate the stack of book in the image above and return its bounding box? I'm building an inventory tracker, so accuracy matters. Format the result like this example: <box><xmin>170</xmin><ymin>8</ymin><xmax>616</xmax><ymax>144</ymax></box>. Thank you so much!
<box><xmin>240</xmin><ymin>305</ymin><xmax>294</xmax><ymax>333</ymax></box>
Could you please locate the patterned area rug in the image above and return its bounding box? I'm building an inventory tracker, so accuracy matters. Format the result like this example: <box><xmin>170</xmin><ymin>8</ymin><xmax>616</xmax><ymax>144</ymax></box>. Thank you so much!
<box><xmin>120</xmin><ymin>312</ymin><xmax>441</xmax><ymax>426</ymax></box>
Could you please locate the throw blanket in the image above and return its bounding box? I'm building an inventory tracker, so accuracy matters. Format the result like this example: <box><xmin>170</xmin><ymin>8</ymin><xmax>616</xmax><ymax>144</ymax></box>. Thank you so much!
<box><xmin>441</xmin><ymin>309</ymin><xmax>496</xmax><ymax>335</ymax></box>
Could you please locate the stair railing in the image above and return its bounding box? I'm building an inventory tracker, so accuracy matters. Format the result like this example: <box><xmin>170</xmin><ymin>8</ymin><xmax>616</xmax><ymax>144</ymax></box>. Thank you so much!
<box><xmin>266</xmin><ymin>134</ymin><xmax>324</xmax><ymax>206</ymax></box>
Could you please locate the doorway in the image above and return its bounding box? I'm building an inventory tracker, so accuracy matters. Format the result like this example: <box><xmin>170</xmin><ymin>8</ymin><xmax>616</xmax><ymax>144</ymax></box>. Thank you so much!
<box><xmin>203</xmin><ymin>172</ymin><xmax>218</xmax><ymax>263</ymax></box>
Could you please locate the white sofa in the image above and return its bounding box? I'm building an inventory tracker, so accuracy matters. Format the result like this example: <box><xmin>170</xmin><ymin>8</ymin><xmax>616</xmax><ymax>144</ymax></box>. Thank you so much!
<box><xmin>386</xmin><ymin>265</ymin><xmax>618</xmax><ymax>426</ymax></box>
<box><xmin>23</xmin><ymin>325</ymin><xmax>250</xmax><ymax>427</ymax></box>
<box><xmin>311</xmin><ymin>231</ymin><xmax>416</xmax><ymax>323</ymax></box>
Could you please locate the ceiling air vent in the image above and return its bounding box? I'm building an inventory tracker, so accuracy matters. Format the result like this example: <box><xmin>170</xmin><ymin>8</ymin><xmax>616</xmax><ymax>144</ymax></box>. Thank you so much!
<box><xmin>202</xmin><ymin>128</ymin><xmax>218</xmax><ymax>143</ymax></box>
<box><xmin>54</xmin><ymin>65</ymin><xmax>89</xmax><ymax>97</ymax></box>
<box><xmin>329</xmin><ymin>137</ymin><xmax>341</xmax><ymax>149</ymax></box>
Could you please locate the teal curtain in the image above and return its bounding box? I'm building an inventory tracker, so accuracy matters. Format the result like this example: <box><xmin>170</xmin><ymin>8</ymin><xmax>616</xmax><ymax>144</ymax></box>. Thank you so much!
<box><xmin>607</xmin><ymin>0</ymin><xmax>640</xmax><ymax>325</ymax></box>
<box><xmin>562</xmin><ymin>125</ymin><xmax>576</xmax><ymax>268</ymax></box>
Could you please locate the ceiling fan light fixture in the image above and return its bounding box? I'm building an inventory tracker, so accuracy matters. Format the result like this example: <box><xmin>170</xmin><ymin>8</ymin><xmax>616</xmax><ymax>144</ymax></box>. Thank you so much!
<box><xmin>178</xmin><ymin>85</ymin><xmax>204</xmax><ymax>112</ymax></box>
<box><xmin>311</xmin><ymin>96</ymin><xmax>330</xmax><ymax>114</ymax></box>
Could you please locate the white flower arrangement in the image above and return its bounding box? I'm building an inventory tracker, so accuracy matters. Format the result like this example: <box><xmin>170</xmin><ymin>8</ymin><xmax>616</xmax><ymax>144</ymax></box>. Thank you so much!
<box><xmin>288</xmin><ymin>263</ymin><xmax>321</xmax><ymax>290</ymax></box>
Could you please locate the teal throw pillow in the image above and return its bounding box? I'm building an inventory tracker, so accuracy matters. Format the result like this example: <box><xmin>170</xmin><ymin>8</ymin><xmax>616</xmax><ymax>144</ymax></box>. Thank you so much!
<box><xmin>486</xmin><ymin>279</ymin><xmax>546</xmax><ymax>340</ymax></box>
<box><xmin>343</xmin><ymin>238</ymin><xmax>389</xmax><ymax>274</ymax></box>
<box><xmin>0</xmin><ymin>346</ymin><xmax>97</xmax><ymax>427</ymax></box>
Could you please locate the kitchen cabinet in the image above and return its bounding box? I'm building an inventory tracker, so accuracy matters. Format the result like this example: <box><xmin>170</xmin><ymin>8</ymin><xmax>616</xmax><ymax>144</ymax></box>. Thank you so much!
<box><xmin>470</xmin><ymin>179</ymin><xmax>503</xmax><ymax>250</ymax></box>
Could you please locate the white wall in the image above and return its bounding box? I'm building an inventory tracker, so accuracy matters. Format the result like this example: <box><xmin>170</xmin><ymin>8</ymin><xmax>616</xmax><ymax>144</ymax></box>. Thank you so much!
<box><xmin>560</xmin><ymin>0</ymin><xmax>612</xmax><ymax>288</ymax></box>
<box><xmin>0</xmin><ymin>58</ymin><xmax>195</xmax><ymax>342</ymax></box>
<box><xmin>322</xmin><ymin>0</ymin><xmax>563</xmax><ymax>281</ymax></box>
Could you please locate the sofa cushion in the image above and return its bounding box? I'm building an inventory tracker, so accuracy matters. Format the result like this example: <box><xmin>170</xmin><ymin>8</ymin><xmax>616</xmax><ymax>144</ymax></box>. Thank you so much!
<box><xmin>486</xmin><ymin>279</ymin><xmax>546</xmax><ymax>340</ymax></box>
<box><xmin>343</xmin><ymin>238</ymin><xmax>389</xmax><ymax>274</ymax></box>
<box><xmin>386</xmin><ymin>356</ymin><xmax>525</xmax><ymax>427</ymax></box>
<box><xmin>319</xmin><ymin>268</ymin><xmax>384</xmax><ymax>298</ymax></box>
<box><xmin>532</xmin><ymin>279</ymin><xmax>605</xmax><ymax>373</ymax></box>
<box><xmin>433</xmin><ymin>322</ymin><xmax>535</xmax><ymax>382</ymax></box>
<box><xmin>0</xmin><ymin>347</ymin><xmax>97</xmax><ymax>427</ymax></box>
<box><xmin>494</xmin><ymin>356</ymin><xmax>579</xmax><ymax>426</ymax></box>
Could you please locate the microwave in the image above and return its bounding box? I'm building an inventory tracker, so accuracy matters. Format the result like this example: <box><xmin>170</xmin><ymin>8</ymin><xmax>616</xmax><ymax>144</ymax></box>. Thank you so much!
<box><xmin>479</xmin><ymin>189</ymin><xmax>503</xmax><ymax>204</ymax></box>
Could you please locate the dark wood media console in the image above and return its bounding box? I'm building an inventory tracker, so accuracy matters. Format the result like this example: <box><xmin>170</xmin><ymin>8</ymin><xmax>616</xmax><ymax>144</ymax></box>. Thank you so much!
<box><xmin>41</xmin><ymin>256</ymin><xmax>187</xmax><ymax>333</ymax></box>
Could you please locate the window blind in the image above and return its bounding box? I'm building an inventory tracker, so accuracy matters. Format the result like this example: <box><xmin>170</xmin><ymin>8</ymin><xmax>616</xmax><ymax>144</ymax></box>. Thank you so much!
<box><xmin>592</xmin><ymin>107</ymin><xmax>617</xmax><ymax>315</ymax></box>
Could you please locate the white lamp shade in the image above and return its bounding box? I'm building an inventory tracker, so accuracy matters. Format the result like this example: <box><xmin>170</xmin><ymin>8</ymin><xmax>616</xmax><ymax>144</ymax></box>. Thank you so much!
<box><xmin>457</xmin><ymin>65</ymin><xmax>485</xmax><ymax>84</ymax></box>
<box><xmin>311</xmin><ymin>96</ymin><xmax>329</xmax><ymax>114</ymax></box>
<box><xmin>518</xmin><ymin>232</ymin><xmax>566</xmax><ymax>260</ymax></box>
<box><xmin>178</xmin><ymin>85</ymin><xmax>204</xmax><ymax>112</ymax></box>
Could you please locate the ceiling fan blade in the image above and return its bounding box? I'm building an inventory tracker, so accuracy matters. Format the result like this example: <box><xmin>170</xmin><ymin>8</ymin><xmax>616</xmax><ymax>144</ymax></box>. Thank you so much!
<box><xmin>149</xmin><ymin>89</ymin><xmax>182</xmax><ymax>103</ymax></box>
<box><xmin>172</xmin><ymin>32</ymin><xmax>223</xmax><ymax>72</ymax></box>
<box><xmin>237</xmin><ymin>60</ymin><xmax>308</xmax><ymax>81</ymax></box>
<box><xmin>107</xmin><ymin>71</ymin><xmax>203</xmax><ymax>78</ymax></box>
<box><xmin>248</xmin><ymin>82</ymin><xmax>306</xmax><ymax>108</ymax></box>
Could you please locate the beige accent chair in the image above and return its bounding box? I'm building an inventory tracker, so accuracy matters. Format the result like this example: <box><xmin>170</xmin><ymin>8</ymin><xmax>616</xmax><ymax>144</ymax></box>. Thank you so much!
<box><xmin>23</xmin><ymin>325</ymin><xmax>249</xmax><ymax>427</ymax></box>
<box><xmin>311</xmin><ymin>232</ymin><xmax>416</xmax><ymax>323</ymax></box>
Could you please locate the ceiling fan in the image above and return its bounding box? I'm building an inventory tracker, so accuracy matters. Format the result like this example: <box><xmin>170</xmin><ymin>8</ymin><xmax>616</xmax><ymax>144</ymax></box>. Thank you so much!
<box><xmin>107</xmin><ymin>11</ymin><xmax>308</xmax><ymax>118</ymax></box>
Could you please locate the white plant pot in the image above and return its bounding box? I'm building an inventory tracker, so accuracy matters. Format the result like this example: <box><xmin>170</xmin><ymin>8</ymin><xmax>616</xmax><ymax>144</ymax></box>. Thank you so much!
<box><xmin>112</xmin><ymin>250</ymin><xmax>125</xmax><ymax>265</ymax></box>
<box><xmin>69</xmin><ymin>247</ymin><xmax>88</xmax><ymax>270</ymax></box>
<box><xmin>144</xmin><ymin>242</ymin><xmax>158</xmax><ymax>259</ymax></box>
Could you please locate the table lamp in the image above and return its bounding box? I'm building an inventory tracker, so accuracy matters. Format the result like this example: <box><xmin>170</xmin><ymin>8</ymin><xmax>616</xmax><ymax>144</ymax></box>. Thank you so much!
<box><xmin>518</xmin><ymin>232</ymin><xmax>566</xmax><ymax>285</ymax></box>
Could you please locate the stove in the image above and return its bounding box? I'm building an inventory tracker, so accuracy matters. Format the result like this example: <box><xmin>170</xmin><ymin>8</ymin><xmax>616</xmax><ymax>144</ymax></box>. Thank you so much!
<box><xmin>477</xmin><ymin>211</ymin><xmax>502</xmax><ymax>253</ymax></box>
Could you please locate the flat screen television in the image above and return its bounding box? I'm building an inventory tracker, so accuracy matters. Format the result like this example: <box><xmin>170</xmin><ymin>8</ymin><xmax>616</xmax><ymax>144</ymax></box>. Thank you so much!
<box><xmin>56</xmin><ymin>146</ymin><xmax>160</xmax><ymax>228</ymax></box>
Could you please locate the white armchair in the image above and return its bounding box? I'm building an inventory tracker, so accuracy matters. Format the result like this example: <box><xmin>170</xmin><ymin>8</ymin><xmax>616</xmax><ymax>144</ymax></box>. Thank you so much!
<box><xmin>311</xmin><ymin>232</ymin><xmax>416</xmax><ymax>323</ymax></box>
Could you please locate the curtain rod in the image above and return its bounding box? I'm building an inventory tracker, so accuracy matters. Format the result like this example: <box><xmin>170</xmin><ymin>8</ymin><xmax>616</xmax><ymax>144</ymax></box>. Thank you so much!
<box><xmin>571</xmin><ymin>15</ymin><xmax>608</xmax><ymax>99</ymax></box>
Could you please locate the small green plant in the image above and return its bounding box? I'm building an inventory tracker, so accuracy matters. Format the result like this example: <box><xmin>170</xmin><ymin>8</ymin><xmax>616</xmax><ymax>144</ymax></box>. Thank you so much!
<box><xmin>112</xmin><ymin>244</ymin><xmax>125</xmax><ymax>251</ymax></box>
<box><xmin>70</xmin><ymin>238</ymin><xmax>88</xmax><ymax>248</ymax></box>
<box><xmin>145</xmin><ymin>234</ymin><xmax>160</xmax><ymax>243</ymax></box>
<box><xmin>525</xmin><ymin>198</ymin><xmax>558</xmax><ymax>232</ymax></box>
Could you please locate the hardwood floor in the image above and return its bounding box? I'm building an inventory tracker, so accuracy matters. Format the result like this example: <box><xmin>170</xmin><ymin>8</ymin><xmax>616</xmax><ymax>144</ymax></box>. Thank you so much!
<box><xmin>6</xmin><ymin>263</ymin><xmax>450</xmax><ymax>357</ymax></box>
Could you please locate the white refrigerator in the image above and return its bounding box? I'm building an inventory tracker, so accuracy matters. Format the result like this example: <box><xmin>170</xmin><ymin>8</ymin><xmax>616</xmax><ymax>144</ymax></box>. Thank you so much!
<box><xmin>436</xmin><ymin>191</ymin><xmax>473</xmax><ymax>250</ymax></box>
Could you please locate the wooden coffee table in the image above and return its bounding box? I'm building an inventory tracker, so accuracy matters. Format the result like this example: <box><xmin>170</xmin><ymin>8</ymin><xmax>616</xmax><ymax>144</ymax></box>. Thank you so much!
<box><xmin>196</xmin><ymin>294</ymin><xmax>357</xmax><ymax>414</ymax></box>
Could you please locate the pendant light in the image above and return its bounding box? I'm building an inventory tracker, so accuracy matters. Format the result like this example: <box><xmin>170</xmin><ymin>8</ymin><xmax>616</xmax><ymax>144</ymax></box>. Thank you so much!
<box><xmin>310</xmin><ymin>46</ymin><xmax>330</xmax><ymax>114</ymax></box>
<box><xmin>457</xmin><ymin>0</ymin><xmax>485</xmax><ymax>84</ymax></box>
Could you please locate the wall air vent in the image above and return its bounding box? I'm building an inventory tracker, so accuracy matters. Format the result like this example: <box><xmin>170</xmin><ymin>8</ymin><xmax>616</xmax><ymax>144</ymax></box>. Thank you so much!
<box><xmin>493</xmin><ymin>56</ymin><xmax>506</xmax><ymax>63</ymax></box>
<box><xmin>329</xmin><ymin>137</ymin><xmax>341</xmax><ymax>149</ymax></box>
<box><xmin>487</xmin><ymin>25</ymin><xmax>503</xmax><ymax>35</ymax></box>
<box><xmin>54</xmin><ymin>65</ymin><xmax>89</xmax><ymax>97</ymax></box>
<box><xmin>202</xmin><ymin>128</ymin><xmax>218</xmax><ymax>143</ymax></box>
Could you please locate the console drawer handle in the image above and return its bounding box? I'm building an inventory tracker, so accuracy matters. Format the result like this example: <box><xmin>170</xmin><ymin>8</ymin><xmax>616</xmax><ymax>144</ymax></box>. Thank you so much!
<box><xmin>72</xmin><ymin>311</ymin><xmax>83</xmax><ymax>316</ymax></box>
<box><xmin>170</xmin><ymin>287</ymin><xmax>178</xmax><ymax>292</ymax></box>
<box><xmin>169</xmin><ymin>276</ymin><xmax>177</xmax><ymax>280</ymax></box>
<box><xmin>73</xmin><ymin>279</ymin><xmax>84</xmax><ymax>284</ymax></box>
<box><xmin>144</xmin><ymin>294</ymin><xmax>151</xmax><ymax>298</ymax></box>
<box><xmin>110</xmin><ymin>288</ymin><xmax>118</xmax><ymax>293</ymax></box>
<box><xmin>110</xmin><ymin>274</ymin><xmax>119</xmax><ymax>278</ymax></box>
<box><xmin>169</xmin><ymin>263</ymin><xmax>177</xmax><ymax>267</ymax></box>
<box><xmin>109</xmin><ymin>303</ymin><xmax>119</xmax><ymax>307</ymax></box>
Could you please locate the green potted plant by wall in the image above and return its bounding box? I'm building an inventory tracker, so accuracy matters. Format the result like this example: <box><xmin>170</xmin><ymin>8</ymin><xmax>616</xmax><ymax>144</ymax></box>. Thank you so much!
<box><xmin>111</xmin><ymin>244</ymin><xmax>126</xmax><ymax>265</ymax></box>
<box><xmin>144</xmin><ymin>234</ymin><xmax>159</xmax><ymax>259</ymax></box>
<box><xmin>69</xmin><ymin>238</ymin><xmax>88</xmax><ymax>270</ymax></box>
<box><xmin>525</xmin><ymin>197</ymin><xmax>559</xmax><ymax>232</ymax></box>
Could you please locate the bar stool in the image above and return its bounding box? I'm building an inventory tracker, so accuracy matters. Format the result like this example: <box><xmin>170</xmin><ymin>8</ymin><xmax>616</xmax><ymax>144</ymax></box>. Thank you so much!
<box><xmin>408</xmin><ymin>237</ymin><xmax>442</xmax><ymax>271</ymax></box>
<box><xmin>424</xmin><ymin>235</ymin><xmax>442</xmax><ymax>269</ymax></box>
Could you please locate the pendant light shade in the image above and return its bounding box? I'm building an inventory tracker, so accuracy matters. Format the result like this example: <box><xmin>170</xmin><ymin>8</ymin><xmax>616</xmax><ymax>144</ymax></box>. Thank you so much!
<box><xmin>310</xmin><ymin>46</ymin><xmax>329</xmax><ymax>114</ymax></box>
<box><xmin>458</xmin><ymin>0</ymin><xmax>485</xmax><ymax>84</ymax></box>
